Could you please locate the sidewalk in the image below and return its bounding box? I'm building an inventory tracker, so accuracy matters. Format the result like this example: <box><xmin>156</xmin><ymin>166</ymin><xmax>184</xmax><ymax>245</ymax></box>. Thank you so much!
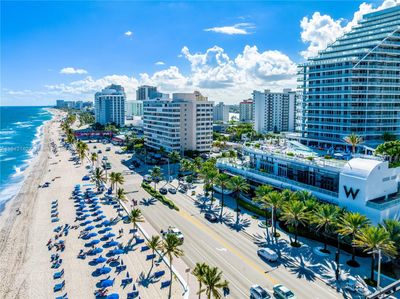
<box><xmin>169</xmin><ymin>179</ymin><xmax>390</xmax><ymax>298</ymax></box>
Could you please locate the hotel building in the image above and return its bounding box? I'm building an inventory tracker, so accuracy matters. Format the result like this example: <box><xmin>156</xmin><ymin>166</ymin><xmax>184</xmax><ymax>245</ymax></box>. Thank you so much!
<box><xmin>143</xmin><ymin>91</ymin><xmax>213</xmax><ymax>153</ymax></box>
<box><xmin>253</xmin><ymin>89</ymin><xmax>297</xmax><ymax>133</ymax></box>
<box><xmin>216</xmin><ymin>142</ymin><xmax>400</xmax><ymax>223</ymax></box>
<box><xmin>213</xmin><ymin>102</ymin><xmax>229</xmax><ymax>123</ymax></box>
<box><xmin>94</xmin><ymin>84</ymin><xmax>126</xmax><ymax>126</ymax></box>
<box><xmin>239</xmin><ymin>99</ymin><xmax>254</xmax><ymax>123</ymax></box>
<box><xmin>136</xmin><ymin>85</ymin><xmax>168</xmax><ymax>101</ymax></box>
<box><xmin>126</xmin><ymin>100</ymin><xmax>143</xmax><ymax>117</ymax></box>
<box><xmin>299</xmin><ymin>5</ymin><xmax>400</xmax><ymax>147</ymax></box>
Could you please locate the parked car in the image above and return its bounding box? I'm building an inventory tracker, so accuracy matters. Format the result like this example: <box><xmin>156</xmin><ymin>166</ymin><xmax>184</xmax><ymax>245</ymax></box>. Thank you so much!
<box><xmin>257</xmin><ymin>248</ymin><xmax>278</xmax><ymax>262</ymax></box>
<box><xmin>168</xmin><ymin>188</ymin><xmax>177</xmax><ymax>194</ymax></box>
<box><xmin>93</xmin><ymin>145</ymin><xmax>97</xmax><ymax>149</ymax></box>
<box><xmin>273</xmin><ymin>284</ymin><xmax>296</xmax><ymax>299</ymax></box>
<box><xmin>205</xmin><ymin>212</ymin><xmax>218</xmax><ymax>222</ymax></box>
<box><xmin>161</xmin><ymin>226</ymin><xmax>184</xmax><ymax>243</ymax></box>
<box><xmin>102</xmin><ymin>156</ymin><xmax>108</xmax><ymax>161</ymax></box>
<box><xmin>178</xmin><ymin>187</ymin><xmax>187</xmax><ymax>193</ymax></box>
<box><xmin>82</xmin><ymin>175</ymin><xmax>90</xmax><ymax>181</ymax></box>
<box><xmin>250</xmin><ymin>285</ymin><xmax>271</xmax><ymax>299</ymax></box>
<box><xmin>105</xmin><ymin>147</ymin><xmax>111</xmax><ymax>151</ymax></box>
<box><xmin>103</xmin><ymin>162</ymin><xmax>111</xmax><ymax>170</ymax></box>
<box><xmin>143</xmin><ymin>175</ymin><xmax>152</xmax><ymax>183</ymax></box>
<box><xmin>159</xmin><ymin>187</ymin><xmax>168</xmax><ymax>195</ymax></box>
<box><xmin>128</xmin><ymin>165</ymin><xmax>135</xmax><ymax>170</ymax></box>
<box><xmin>97</xmin><ymin>150</ymin><xmax>102</xmax><ymax>154</ymax></box>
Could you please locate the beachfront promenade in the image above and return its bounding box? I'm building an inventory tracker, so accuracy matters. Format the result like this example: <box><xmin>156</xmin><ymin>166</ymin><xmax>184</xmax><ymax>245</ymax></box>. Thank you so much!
<box><xmin>0</xmin><ymin>111</ymin><xmax>184</xmax><ymax>299</ymax></box>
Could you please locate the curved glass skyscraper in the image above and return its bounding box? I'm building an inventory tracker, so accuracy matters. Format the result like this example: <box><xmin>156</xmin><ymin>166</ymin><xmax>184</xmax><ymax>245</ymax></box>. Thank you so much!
<box><xmin>299</xmin><ymin>5</ymin><xmax>400</xmax><ymax>147</ymax></box>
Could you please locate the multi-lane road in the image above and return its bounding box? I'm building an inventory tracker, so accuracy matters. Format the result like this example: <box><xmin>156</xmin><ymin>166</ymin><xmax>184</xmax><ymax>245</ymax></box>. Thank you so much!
<box><xmin>88</xmin><ymin>141</ymin><xmax>342</xmax><ymax>299</ymax></box>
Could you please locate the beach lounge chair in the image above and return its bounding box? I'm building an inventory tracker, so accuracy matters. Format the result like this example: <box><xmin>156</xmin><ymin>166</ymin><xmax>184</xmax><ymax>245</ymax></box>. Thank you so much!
<box><xmin>154</xmin><ymin>270</ymin><xmax>165</xmax><ymax>279</ymax></box>
<box><xmin>53</xmin><ymin>269</ymin><xmax>64</xmax><ymax>279</ymax></box>
<box><xmin>53</xmin><ymin>280</ymin><xmax>65</xmax><ymax>292</ymax></box>
<box><xmin>52</xmin><ymin>218</ymin><xmax>60</xmax><ymax>223</ymax></box>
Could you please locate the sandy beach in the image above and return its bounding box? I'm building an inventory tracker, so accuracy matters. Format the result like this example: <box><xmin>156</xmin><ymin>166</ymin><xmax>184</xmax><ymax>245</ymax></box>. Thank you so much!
<box><xmin>0</xmin><ymin>110</ymin><xmax>183</xmax><ymax>299</ymax></box>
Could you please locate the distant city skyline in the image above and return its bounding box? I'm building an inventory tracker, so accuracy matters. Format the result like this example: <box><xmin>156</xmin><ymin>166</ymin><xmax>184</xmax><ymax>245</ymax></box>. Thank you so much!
<box><xmin>1</xmin><ymin>0</ymin><xmax>398</xmax><ymax>106</ymax></box>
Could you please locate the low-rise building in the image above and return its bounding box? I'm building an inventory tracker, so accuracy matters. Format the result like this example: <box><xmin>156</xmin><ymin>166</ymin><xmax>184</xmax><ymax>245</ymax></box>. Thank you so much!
<box><xmin>143</xmin><ymin>91</ymin><xmax>213</xmax><ymax>153</ymax></box>
<box><xmin>216</xmin><ymin>142</ymin><xmax>400</xmax><ymax>223</ymax></box>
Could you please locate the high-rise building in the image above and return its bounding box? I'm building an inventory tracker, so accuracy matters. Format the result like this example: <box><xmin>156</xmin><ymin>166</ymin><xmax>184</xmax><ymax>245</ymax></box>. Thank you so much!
<box><xmin>253</xmin><ymin>89</ymin><xmax>297</xmax><ymax>133</ymax></box>
<box><xmin>136</xmin><ymin>85</ymin><xmax>168</xmax><ymax>101</ymax></box>
<box><xmin>94</xmin><ymin>84</ymin><xmax>126</xmax><ymax>126</ymax></box>
<box><xmin>213</xmin><ymin>102</ymin><xmax>229</xmax><ymax>123</ymax></box>
<box><xmin>239</xmin><ymin>99</ymin><xmax>254</xmax><ymax>123</ymax></box>
<box><xmin>143</xmin><ymin>91</ymin><xmax>213</xmax><ymax>153</ymax></box>
<box><xmin>56</xmin><ymin>100</ymin><xmax>65</xmax><ymax>108</ymax></box>
<box><xmin>125</xmin><ymin>100</ymin><xmax>143</xmax><ymax>117</ymax></box>
<box><xmin>299</xmin><ymin>5</ymin><xmax>400</xmax><ymax>147</ymax></box>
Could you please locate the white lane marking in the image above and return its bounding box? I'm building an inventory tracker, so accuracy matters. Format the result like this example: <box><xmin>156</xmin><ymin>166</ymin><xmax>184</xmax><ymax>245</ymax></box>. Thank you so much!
<box><xmin>216</xmin><ymin>247</ymin><xmax>227</xmax><ymax>252</ymax></box>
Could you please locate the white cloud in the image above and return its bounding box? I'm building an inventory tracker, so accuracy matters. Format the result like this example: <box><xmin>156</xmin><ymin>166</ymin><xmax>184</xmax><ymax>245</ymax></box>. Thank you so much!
<box><xmin>60</xmin><ymin>67</ymin><xmax>88</xmax><ymax>75</ymax></box>
<box><xmin>42</xmin><ymin>45</ymin><xmax>297</xmax><ymax>103</ymax></box>
<box><xmin>124</xmin><ymin>31</ymin><xmax>133</xmax><ymax>37</ymax></box>
<box><xmin>204</xmin><ymin>23</ymin><xmax>255</xmax><ymax>35</ymax></box>
<box><xmin>300</xmin><ymin>0</ymin><xmax>399</xmax><ymax>58</ymax></box>
<box><xmin>155</xmin><ymin>61</ymin><xmax>165</xmax><ymax>66</ymax></box>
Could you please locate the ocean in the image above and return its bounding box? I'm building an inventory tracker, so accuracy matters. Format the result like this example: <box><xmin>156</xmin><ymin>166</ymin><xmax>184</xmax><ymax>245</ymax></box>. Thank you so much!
<box><xmin>0</xmin><ymin>106</ymin><xmax>52</xmax><ymax>212</ymax></box>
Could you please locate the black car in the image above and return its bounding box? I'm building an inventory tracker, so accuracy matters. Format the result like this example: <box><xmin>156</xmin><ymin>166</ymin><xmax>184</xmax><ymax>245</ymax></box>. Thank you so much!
<box><xmin>205</xmin><ymin>213</ymin><xmax>217</xmax><ymax>222</ymax></box>
<box><xmin>159</xmin><ymin>188</ymin><xmax>168</xmax><ymax>195</ymax></box>
<box><xmin>97</xmin><ymin>150</ymin><xmax>102</xmax><ymax>154</ymax></box>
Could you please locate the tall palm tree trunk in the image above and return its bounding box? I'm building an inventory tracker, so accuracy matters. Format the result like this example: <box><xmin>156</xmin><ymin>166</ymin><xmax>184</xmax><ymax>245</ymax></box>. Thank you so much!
<box><xmin>168</xmin><ymin>255</ymin><xmax>173</xmax><ymax>299</ymax></box>
<box><xmin>273</xmin><ymin>207</ymin><xmax>278</xmax><ymax>236</ymax></box>
<box><xmin>235</xmin><ymin>194</ymin><xmax>239</xmax><ymax>225</ymax></box>
<box><xmin>265</xmin><ymin>209</ymin><xmax>269</xmax><ymax>237</ymax></box>
<box><xmin>198</xmin><ymin>282</ymin><xmax>202</xmax><ymax>299</ymax></box>
<box><xmin>219</xmin><ymin>187</ymin><xmax>225</xmax><ymax>222</ymax></box>
<box><xmin>351</xmin><ymin>235</ymin><xmax>356</xmax><ymax>262</ymax></box>
<box><xmin>370</xmin><ymin>253</ymin><xmax>375</xmax><ymax>281</ymax></box>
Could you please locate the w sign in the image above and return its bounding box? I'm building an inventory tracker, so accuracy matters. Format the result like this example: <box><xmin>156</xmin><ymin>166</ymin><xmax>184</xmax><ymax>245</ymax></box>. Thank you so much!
<box><xmin>343</xmin><ymin>186</ymin><xmax>360</xmax><ymax>200</ymax></box>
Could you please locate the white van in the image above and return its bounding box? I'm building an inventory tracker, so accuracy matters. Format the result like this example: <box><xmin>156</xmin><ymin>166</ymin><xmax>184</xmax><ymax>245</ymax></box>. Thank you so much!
<box><xmin>257</xmin><ymin>248</ymin><xmax>278</xmax><ymax>262</ymax></box>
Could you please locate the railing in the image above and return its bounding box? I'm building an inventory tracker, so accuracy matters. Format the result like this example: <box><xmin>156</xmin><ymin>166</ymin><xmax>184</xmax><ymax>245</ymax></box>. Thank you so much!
<box><xmin>216</xmin><ymin>159</ymin><xmax>339</xmax><ymax>198</ymax></box>
<box><xmin>366</xmin><ymin>197</ymin><xmax>400</xmax><ymax>210</ymax></box>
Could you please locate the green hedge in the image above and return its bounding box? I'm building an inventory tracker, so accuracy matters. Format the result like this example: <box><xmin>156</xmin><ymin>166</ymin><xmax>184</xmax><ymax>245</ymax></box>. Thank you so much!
<box><xmin>237</xmin><ymin>198</ymin><xmax>271</xmax><ymax>218</ymax></box>
<box><xmin>141</xmin><ymin>182</ymin><xmax>179</xmax><ymax>211</ymax></box>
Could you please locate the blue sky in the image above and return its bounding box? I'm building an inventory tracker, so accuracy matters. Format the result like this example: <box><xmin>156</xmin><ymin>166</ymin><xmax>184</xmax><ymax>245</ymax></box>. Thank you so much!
<box><xmin>1</xmin><ymin>0</ymin><xmax>396</xmax><ymax>105</ymax></box>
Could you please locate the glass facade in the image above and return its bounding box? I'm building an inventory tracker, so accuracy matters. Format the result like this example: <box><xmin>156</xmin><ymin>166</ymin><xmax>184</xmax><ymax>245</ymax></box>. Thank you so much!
<box><xmin>299</xmin><ymin>6</ymin><xmax>400</xmax><ymax>147</ymax></box>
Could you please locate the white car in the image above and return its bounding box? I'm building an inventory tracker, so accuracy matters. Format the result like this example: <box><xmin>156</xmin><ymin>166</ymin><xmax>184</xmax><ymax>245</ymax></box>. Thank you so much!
<box><xmin>257</xmin><ymin>248</ymin><xmax>278</xmax><ymax>262</ymax></box>
<box><xmin>162</xmin><ymin>226</ymin><xmax>184</xmax><ymax>242</ymax></box>
<box><xmin>250</xmin><ymin>285</ymin><xmax>271</xmax><ymax>299</ymax></box>
<box><xmin>168</xmin><ymin>188</ymin><xmax>177</xmax><ymax>194</ymax></box>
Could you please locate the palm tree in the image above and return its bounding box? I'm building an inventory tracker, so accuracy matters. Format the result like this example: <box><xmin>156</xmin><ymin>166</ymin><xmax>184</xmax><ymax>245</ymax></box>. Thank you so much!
<box><xmin>192</xmin><ymin>262</ymin><xmax>208</xmax><ymax>299</ymax></box>
<box><xmin>280</xmin><ymin>200</ymin><xmax>308</xmax><ymax>246</ymax></box>
<box><xmin>146</xmin><ymin>235</ymin><xmax>162</xmax><ymax>275</ymax></box>
<box><xmin>109</xmin><ymin>172</ymin><xmax>117</xmax><ymax>191</ymax></box>
<box><xmin>337</xmin><ymin>212</ymin><xmax>370</xmax><ymax>266</ymax></box>
<box><xmin>149</xmin><ymin>166</ymin><xmax>162</xmax><ymax>190</ymax></box>
<box><xmin>312</xmin><ymin>204</ymin><xmax>340</xmax><ymax>253</ymax></box>
<box><xmin>90</xmin><ymin>152</ymin><xmax>98</xmax><ymax>168</ymax></box>
<box><xmin>214</xmin><ymin>173</ymin><xmax>231</xmax><ymax>222</ymax></box>
<box><xmin>200</xmin><ymin>165</ymin><xmax>218</xmax><ymax>205</ymax></box>
<box><xmin>93</xmin><ymin>167</ymin><xmax>106</xmax><ymax>190</ymax></box>
<box><xmin>344</xmin><ymin>132</ymin><xmax>363</xmax><ymax>154</ymax></box>
<box><xmin>128</xmin><ymin>208</ymin><xmax>145</xmax><ymax>230</ymax></box>
<box><xmin>354</xmin><ymin>226</ymin><xmax>397</xmax><ymax>282</ymax></box>
<box><xmin>255</xmin><ymin>185</ymin><xmax>273</xmax><ymax>200</ymax></box>
<box><xmin>113</xmin><ymin>172</ymin><xmax>125</xmax><ymax>191</ymax></box>
<box><xmin>116</xmin><ymin>187</ymin><xmax>127</xmax><ymax>205</ymax></box>
<box><xmin>281</xmin><ymin>189</ymin><xmax>294</xmax><ymax>202</ymax></box>
<box><xmin>168</xmin><ymin>151</ymin><xmax>181</xmax><ymax>175</ymax></box>
<box><xmin>162</xmin><ymin>234</ymin><xmax>184</xmax><ymax>299</ymax></box>
<box><xmin>380</xmin><ymin>219</ymin><xmax>400</xmax><ymax>254</ymax></box>
<box><xmin>76</xmin><ymin>141</ymin><xmax>89</xmax><ymax>164</ymax></box>
<box><xmin>199</xmin><ymin>266</ymin><xmax>229</xmax><ymax>299</ymax></box>
<box><xmin>256</xmin><ymin>191</ymin><xmax>282</xmax><ymax>237</ymax></box>
<box><xmin>228</xmin><ymin>176</ymin><xmax>250</xmax><ymax>226</ymax></box>
<box><xmin>293</xmin><ymin>190</ymin><xmax>314</xmax><ymax>202</ymax></box>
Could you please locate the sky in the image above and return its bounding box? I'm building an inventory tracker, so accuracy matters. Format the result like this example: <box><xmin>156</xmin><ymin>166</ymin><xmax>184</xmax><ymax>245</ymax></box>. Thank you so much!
<box><xmin>1</xmin><ymin>0</ymin><xmax>399</xmax><ymax>106</ymax></box>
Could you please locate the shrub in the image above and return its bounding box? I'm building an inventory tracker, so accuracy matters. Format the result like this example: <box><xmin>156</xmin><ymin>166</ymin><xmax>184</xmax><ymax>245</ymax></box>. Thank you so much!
<box><xmin>324</xmin><ymin>155</ymin><xmax>332</xmax><ymax>159</ymax></box>
<box><xmin>237</xmin><ymin>198</ymin><xmax>271</xmax><ymax>218</ymax></box>
<box><xmin>286</xmin><ymin>152</ymin><xmax>294</xmax><ymax>157</ymax></box>
<box><xmin>306</xmin><ymin>156</ymin><xmax>314</xmax><ymax>161</ymax></box>
<box><xmin>141</xmin><ymin>182</ymin><xmax>179</xmax><ymax>211</ymax></box>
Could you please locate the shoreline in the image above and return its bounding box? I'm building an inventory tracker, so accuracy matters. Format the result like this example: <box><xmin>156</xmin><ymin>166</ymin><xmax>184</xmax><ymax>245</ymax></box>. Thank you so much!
<box><xmin>0</xmin><ymin>108</ymin><xmax>53</xmax><ymax>214</ymax></box>
<box><xmin>0</xmin><ymin>109</ymin><xmax>58</xmax><ymax>298</ymax></box>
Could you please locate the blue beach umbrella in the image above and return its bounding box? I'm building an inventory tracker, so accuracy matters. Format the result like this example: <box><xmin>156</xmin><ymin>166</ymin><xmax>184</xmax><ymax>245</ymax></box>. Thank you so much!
<box><xmin>92</xmin><ymin>247</ymin><xmax>103</xmax><ymax>254</ymax></box>
<box><xmin>90</xmin><ymin>239</ymin><xmax>101</xmax><ymax>245</ymax></box>
<box><xmin>104</xmin><ymin>232</ymin><xmax>116</xmax><ymax>239</ymax></box>
<box><xmin>103</xmin><ymin>227</ymin><xmax>112</xmax><ymax>231</ymax></box>
<box><xmin>107</xmin><ymin>240</ymin><xmax>119</xmax><ymax>247</ymax></box>
<box><xmin>100</xmin><ymin>279</ymin><xmax>114</xmax><ymax>288</ymax></box>
<box><xmin>84</xmin><ymin>225</ymin><xmax>95</xmax><ymax>231</ymax></box>
<box><xmin>98</xmin><ymin>215</ymin><xmax>107</xmax><ymax>219</ymax></box>
<box><xmin>94</xmin><ymin>256</ymin><xmax>107</xmax><ymax>264</ymax></box>
<box><xmin>99</xmin><ymin>266</ymin><xmax>112</xmax><ymax>274</ymax></box>
<box><xmin>87</xmin><ymin>232</ymin><xmax>98</xmax><ymax>238</ymax></box>
<box><xmin>106</xmin><ymin>294</ymin><xmax>119</xmax><ymax>299</ymax></box>
<box><xmin>112</xmin><ymin>248</ymin><xmax>124</xmax><ymax>255</ymax></box>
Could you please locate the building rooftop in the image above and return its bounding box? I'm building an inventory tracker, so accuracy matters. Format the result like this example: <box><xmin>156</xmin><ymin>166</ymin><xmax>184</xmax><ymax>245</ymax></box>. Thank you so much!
<box><xmin>341</xmin><ymin>158</ymin><xmax>384</xmax><ymax>179</ymax></box>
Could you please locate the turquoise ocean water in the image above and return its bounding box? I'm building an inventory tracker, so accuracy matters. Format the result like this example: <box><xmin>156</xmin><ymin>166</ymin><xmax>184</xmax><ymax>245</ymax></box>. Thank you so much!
<box><xmin>0</xmin><ymin>106</ymin><xmax>52</xmax><ymax>212</ymax></box>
